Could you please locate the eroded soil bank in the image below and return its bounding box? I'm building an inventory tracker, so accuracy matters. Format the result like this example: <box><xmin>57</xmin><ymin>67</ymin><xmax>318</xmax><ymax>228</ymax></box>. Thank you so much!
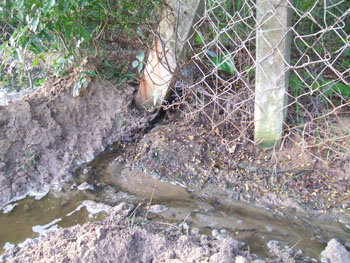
<box><xmin>0</xmin><ymin>73</ymin><xmax>149</xmax><ymax>207</ymax></box>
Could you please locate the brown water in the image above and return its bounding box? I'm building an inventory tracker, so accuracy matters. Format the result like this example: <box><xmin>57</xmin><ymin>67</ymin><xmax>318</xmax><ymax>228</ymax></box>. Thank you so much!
<box><xmin>99</xmin><ymin>162</ymin><xmax>349</xmax><ymax>259</ymax></box>
<box><xmin>0</xmin><ymin>190</ymin><xmax>107</xmax><ymax>254</ymax></box>
<box><xmin>0</xmin><ymin>151</ymin><xmax>349</xmax><ymax>260</ymax></box>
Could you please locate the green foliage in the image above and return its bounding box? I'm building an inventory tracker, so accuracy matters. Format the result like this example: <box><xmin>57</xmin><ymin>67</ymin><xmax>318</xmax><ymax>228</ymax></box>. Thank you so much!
<box><xmin>0</xmin><ymin>0</ymin><xmax>163</xmax><ymax>90</ymax></box>
<box><xmin>290</xmin><ymin>74</ymin><xmax>350</xmax><ymax>101</ymax></box>
<box><xmin>21</xmin><ymin>150</ymin><xmax>40</xmax><ymax>170</ymax></box>
<box><xmin>73</xmin><ymin>69</ymin><xmax>97</xmax><ymax>97</ymax></box>
<box><xmin>290</xmin><ymin>0</ymin><xmax>349</xmax><ymax>114</ymax></box>
<box><xmin>292</xmin><ymin>0</ymin><xmax>349</xmax><ymax>79</ymax></box>
<box><xmin>315</xmin><ymin>80</ymin><xmax>350</xmax><ymax>98</ymax></box>
<box><xmin>192</xmin><ymin>0</ymin><xmax>254</xmax><ymax>79</ymax></box>
<box><xmin>289</xmin><ymin>75</ymin><xmax>305</xmax><ymax>125</ymax></box>
<box><xmin>194</xmin><ymin>33</ymin><xmax>204</xmax><ymax>45</ymax></box>
<box><xmin>132</xmin><ymin>50</ymin><xmax>145</xmax><ymax>73</ymax></box>
<box><xmin>206</xmin><ymin>50</ymin><xmax>237</xmax><ymax>74</ymax></box>
<box><xmin>98</xmin><ymin>54</ymin><xmax>133</xmax><ymax>86</ymax></box>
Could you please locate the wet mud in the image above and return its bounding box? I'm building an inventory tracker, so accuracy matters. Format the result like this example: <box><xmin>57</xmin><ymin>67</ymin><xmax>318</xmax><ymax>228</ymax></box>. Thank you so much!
<box><xmin>0</xmin><ymin>73</ymin><xmax>149</xmax><ymax>208</ymax></box>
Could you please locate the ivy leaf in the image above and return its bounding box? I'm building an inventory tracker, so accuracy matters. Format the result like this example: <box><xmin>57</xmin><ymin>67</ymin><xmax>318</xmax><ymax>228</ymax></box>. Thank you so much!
<box><xmin>132</xmin><ymin>60</ymin><xmax>139</xmax><ymax>68</ymax></box>
<box><xmin>84</xmin><ymin>70</ymin><xmax>97</xmax><ymax>77</ymax></box>
<box><xmin>136</xmin><ymin>50</ymin><xmax>145</xmax><ymax>62</ymax></box>
<box><xmin>137</xmin><ymin>62</ymin><xmax>143</xmax><ymax>73</ymax></box>
<box><xmin>206</xmin><ymin>50</ymin><xmax>237</xmax><ymax>74</ymax></box>
<box><xmin>73</xmin><ymin>81</ymin><xmax>81</xmax><ymax>97</ymax></box>
<box><xmin>81</xmin><ymin>77</ymin><xmax>88</xmax><ymax>88</ymax></box>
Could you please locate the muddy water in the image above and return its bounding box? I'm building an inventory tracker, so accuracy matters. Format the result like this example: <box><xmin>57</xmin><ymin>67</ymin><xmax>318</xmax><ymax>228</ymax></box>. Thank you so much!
<box><xmin>98</xmin><ymin>162</ymin><xmax>349</xmax><ymax>259</ymax></box>
<box><xmin>1</xmin><ymin>152</ymin><xmax>349</xmax><ymax>260</ymax></box>
<box><xmin>0</xmin><ymin>189</ymin><xmax>107</xmax><ymax>254</ymax></box>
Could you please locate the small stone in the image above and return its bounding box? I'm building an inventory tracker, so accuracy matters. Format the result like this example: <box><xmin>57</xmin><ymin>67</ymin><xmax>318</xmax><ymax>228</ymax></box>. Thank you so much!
<box><xmin>295</xmin><ymin>249</ymin><xmax>303</xmax><ymax>257</ymax></box>
<box><xmin>321</xmin><ymin>239</ymin><xmax>350</xmax><ymax>263</ymax></box>
<box><xmin>82</xmin><ymin>167</ymin><xmax>91</xmax><ymax>175</ymax></box>
<box><xmin>235</xmin><ymin>255</ymin><xmax>249</xmax><ymax>263</ymax></box>
<box><xmin>182</xmin><ymin>222</ymin><xmax>189</xmax><ymax>231</ymax></box>
<box><xmin>212</xmin><ymin>229</ymin><xmax>219</xmax><ymax>238</ymax></box>
<box><xmin>148</xmin><ymin>205</ymin><xmax>168</xmax><ymax>214</ymax></box>
<box><xmin>265</xmin><ymin>226</ymin><xmax>273</xmax><ymax>232</ymax></box>
<box><xmin>3</xmin><ymin>242</ymin><xmax>15</xmax><ymax>250</ymax></box>
<box><xmin>82</xmin><ymin>200</ymin><xmax>112</xmax><ymax>214</ymax></box>
<box><xmin>200</xmin><ymin>235</ymin><xmax>208</xmax><ymax>241</ymax></box>
<box><xmin>190</xmin><ymin>228</ymin><xmax>200</xmax><ymax>235</ymax></box>
<box><xmin>77</xmin><ymin>182</ymin><xmax>94</xmax><ymax>191</ymax></box>
<box><xmin>167</xmin><ymin>250</ymin><xmax>176</xmax><ymax>259</ymax></box>
<box><xmin>344</xmin><ymin>241</ymin><xmax>350</xmax><ymax>249</ymax></box>
<box><xmin>216</xmin><ymin>234</ymin><xmax>230</xmax><ymax>240</ymax></box>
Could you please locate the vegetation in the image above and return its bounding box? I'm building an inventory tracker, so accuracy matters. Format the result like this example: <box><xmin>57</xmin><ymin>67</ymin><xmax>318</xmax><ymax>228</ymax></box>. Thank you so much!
<box><xmin>291</xmin><ymin>0</ymin><xmax>350</xmax><ymax>101</ymax></box>
<box><xmin>0</xmin><ymin>0</ymin><xmax>163</xmax><ymax>91</ymax></box>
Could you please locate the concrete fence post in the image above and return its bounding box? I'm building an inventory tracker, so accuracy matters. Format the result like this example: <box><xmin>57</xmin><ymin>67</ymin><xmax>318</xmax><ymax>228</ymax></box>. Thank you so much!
<box><xmin>254</xmin><ymin>0</ymin><xmax>292</xmax><ymax>148</ymax></box>
<box><xmin>136</xmin><ymin>0</ymin><xmax>204</xmax><ymax>109</ymax></box>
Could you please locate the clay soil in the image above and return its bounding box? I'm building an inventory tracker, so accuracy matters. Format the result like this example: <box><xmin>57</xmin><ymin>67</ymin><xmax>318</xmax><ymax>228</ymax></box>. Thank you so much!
<box><xmin>0</xmin><ymin>69</ymin><xmax>151</xmax><ymax>207</ymax></box>
<box><xmin>0</xmin><ymin>70</ymin><xmax>349</xmax><ymax>262</ymax></box>
<box><xmin>126</xmin><ymin>119</ymin><xmax>350</xmax><ymax>223</ymax></box>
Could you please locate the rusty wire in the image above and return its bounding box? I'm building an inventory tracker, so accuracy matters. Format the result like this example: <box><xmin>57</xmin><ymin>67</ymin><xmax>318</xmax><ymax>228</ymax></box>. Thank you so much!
<box><xmin>151</xmin><ymin>0</ymin><xmax>350</xmax><ymax>162</ymax></box>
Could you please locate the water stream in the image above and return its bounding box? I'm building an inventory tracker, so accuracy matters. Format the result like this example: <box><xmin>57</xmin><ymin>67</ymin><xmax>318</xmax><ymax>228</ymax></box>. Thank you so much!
<box><xmin>0</xmin><ymin>150</ymin><xmax>349</xmax><ymax>260</ymax></box>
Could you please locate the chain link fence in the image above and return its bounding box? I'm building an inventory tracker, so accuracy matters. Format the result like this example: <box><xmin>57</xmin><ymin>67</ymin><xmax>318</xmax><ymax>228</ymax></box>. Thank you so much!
<box><xmin>1</xmin><ymin>0</ymin><xmax>349</xmax><ymax>163</ymax></box>
<box><xmin>166</xmin><ymin>0</ymin><xmax>350</xmax><ymax>163</ymax></box>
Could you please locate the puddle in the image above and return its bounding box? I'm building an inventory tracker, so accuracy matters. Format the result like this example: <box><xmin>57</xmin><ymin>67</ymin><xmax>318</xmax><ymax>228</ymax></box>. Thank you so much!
<box><xmin>1</xmin><ymin>150</ymin><xmax>349</xmax><ymax>260</ymax></box>
<box><xmin>0</xmin><ymin>189</ymin><xmax>107</xmax><ymax>254</ymax></box>
<box><xmin>97</xmin><ymin>161</ymin><xmax>349</xmax><ymax>259</ymax></box>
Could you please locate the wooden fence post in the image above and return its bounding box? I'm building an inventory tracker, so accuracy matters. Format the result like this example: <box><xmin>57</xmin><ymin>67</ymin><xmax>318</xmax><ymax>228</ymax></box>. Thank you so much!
<box><xmin>136</xmin><ymin>0</ymin><xmax>203</xmax><ymax>109</ymax></box>
<box><xmin>254</xmin><ymin>0</ymin><xmax>292</xmax><ymax>148</ymax></box>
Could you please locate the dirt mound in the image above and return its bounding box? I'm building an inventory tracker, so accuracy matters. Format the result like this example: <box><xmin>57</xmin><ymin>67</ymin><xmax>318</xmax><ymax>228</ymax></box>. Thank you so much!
<box><xmin>130</xmin><ymin>123</ymin><xmax>210</xmax><ymax>186</ymax></box>
<box><xmin>0</xmin><ymin>74</ymin><xmax>148</xmax><ymax>207</ymax></box>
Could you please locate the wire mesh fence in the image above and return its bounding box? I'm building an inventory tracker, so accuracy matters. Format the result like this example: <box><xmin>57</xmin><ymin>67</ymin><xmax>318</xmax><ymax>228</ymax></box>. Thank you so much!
<box><xmin>1</xmin><ymin>0</ymin><xmax>349</xmax><ymax>164</ymax></box>
<box><xmin>164</xmin><ymin>0</ymin><xmax>350</xmax><ymax>163</ymax></box>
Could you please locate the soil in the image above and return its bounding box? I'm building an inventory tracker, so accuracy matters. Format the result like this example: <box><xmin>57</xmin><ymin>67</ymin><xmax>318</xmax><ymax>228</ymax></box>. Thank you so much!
<box><xmin>126</xmin><ymin>121</ymin><xmax>350</xmax><ymax>222</ymax></box>
<box><xmin>0</xmin><ymin>70</ymin><xmax>150</xmax><ymax>208</ymax></box>
<box><xmin>0</xmin><ymin>203</ymin><xmax>333</xmax><ymax>263</ymax></box>
<box><xmin>0</xmin><ymin>72</ymin><xmax>349</xmax><ymax>262</ymax></box>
